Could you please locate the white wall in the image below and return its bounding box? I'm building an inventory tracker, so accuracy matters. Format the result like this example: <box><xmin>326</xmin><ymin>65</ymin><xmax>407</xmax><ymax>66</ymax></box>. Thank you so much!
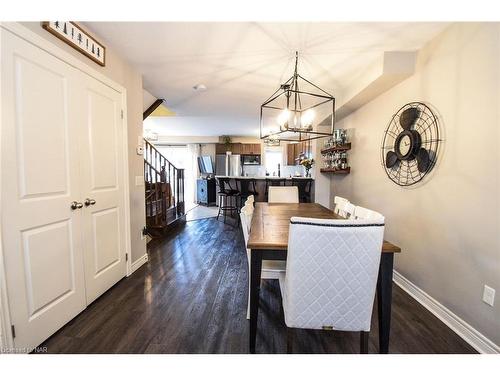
<box><xmin>19</xmin><ymin>22</ymin><xmax>147</xmax><ymax>263</ymax></box>
<box><xmin>152</xmin><ymin>136</ymin><xmax>217</xmax><ymax>162</ymax></box>
<box><xmin>332</xmin><ymin>23</ymin><xmax>500</xmax><ymax>346</ymax></box>
<box><xmin>143</xmin><ymin>115</ymin><xmax>259</xmax><ymax>137</ymax></box>
<box><xmin>143</xmin><ymin>89</ymin><xmax>157</xmax><ymax>112</ymax></box>
<box><xmin>313</xmin><ymin>138</ymin><xmax>330</xmax><ymax>207</ymax></box>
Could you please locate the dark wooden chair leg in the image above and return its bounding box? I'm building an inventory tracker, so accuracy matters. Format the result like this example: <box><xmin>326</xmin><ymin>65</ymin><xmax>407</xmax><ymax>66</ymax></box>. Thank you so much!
<box><xmin>360</xmin><ymin>331</ymin><xmax>369</xmax><ymax>354</ymax></box>
<box><xmin>287</xmin><ymin>327</ymin><xmax>294</xmax><ymax>354</ymax></box>
<box><xmin>223</xmin><ymin>196</ymin><xmax>227</xmax><ymax>223</ymax></box>
<box><xmin>216</xmin><ymin>195</ymin><xmax>221</xmax><ymax>220</ymax></box>
<box><xmin>249</xmin><ymin>250</ymin><xmax>263</xmax><ymax>353</ymax></box>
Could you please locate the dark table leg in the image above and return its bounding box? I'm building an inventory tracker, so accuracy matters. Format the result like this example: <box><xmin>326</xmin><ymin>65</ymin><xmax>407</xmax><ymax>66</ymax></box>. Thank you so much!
<box><xmin>377</xmin><ymin>252</ymin><xmax>394</xmax><ymax>354</ymax></box>
<box><xmin>249</xmin><ymin>250</ymin><xmax>263</xmax><ymax>354</ymax></box>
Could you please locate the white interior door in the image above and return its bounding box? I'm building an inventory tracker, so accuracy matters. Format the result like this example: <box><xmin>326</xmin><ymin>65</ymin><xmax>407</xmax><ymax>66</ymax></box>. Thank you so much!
<box><xmin>78</xmin><ymin>74</ymin><xmax>127</xmax><ymax>304</ymax></box>
<box><xmin>0</xmin><ymin>30</ymin><xmax>86</xmax><ymax>349</ymax></box>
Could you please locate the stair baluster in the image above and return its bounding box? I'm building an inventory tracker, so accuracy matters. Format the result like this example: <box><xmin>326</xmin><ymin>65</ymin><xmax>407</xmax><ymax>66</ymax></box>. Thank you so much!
<box><xmin>143</xmin><ymin>139</ymin><xmax>185</xmax><ymax>237</ymax></box>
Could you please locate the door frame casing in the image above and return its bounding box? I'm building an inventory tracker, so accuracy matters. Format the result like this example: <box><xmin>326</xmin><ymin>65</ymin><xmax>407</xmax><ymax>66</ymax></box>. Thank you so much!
<box><xmin>0</xmin><ymin>26</ymin><xmax>14</xmax><ymax>352</ymax></box>
<box><xmin>0</xmin><ymin>22</ymin><xmax>133</xmax><ymax>350</ymax></box>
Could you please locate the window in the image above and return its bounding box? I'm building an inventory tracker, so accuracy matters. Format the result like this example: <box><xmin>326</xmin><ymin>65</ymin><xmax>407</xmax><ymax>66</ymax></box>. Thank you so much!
<box><xmin>264</xmin><ymin>147</ymin><xmax>283</xmax><ymax>176</ymax></box>
<box><xmin>155</xmin><ymin>145</ymin><xmax>188</xmax><ymax>169</ymax></box>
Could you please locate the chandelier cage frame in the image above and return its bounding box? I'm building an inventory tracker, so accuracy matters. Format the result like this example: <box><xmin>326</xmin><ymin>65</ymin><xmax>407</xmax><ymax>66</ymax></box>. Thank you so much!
<box><xmin>260</xmin><ymin>51</ymin><xmax>336</xmax><ymax>143</ymax></box>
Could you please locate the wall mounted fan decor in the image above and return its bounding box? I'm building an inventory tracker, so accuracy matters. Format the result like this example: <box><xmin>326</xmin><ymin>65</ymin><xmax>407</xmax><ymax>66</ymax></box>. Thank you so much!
<box><xmin>381</xmin><ymin>102</ymin><xmax>441</xmax><ymax>186</ymax></box>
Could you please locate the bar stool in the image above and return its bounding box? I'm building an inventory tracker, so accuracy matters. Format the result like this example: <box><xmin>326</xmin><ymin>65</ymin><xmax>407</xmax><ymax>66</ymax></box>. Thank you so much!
<box><xmin>291</xmin><ymin>178</ymin><xmax>312</xmax><ymax>202</ymax></box>
<box><xmin>216</xmin><ymin>177</ymin><xmax>240</xmax><ymax>224</ymax></box>
<box><xmin>265</xmin><ymin>178</ymin><xmax>286</xmax><ymax>200</ymax></box>
<box><xmin>238</xmin><ymin>178</ymin><xmax>258</xmax><ymax>207</ymax></box>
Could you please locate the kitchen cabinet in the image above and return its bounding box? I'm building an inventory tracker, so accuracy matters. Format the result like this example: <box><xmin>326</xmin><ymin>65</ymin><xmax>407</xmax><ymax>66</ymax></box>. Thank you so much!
<box><xmin>216</xmin><ymin>143</ymin><xmax>261</xmax><ymax>155</ymax></box>
<box><xmin>287</xmin><ymin>143</ymin><xmax>298</xmax><ymax>165</ymax></box>
<box><xmin>231</xmin><ymin>143</ymin><xmax>242</xmax><ymax>154</ymax></box>
<box><xmin>287</xmin><ymin>142</ymin><xmax>312</xmax><ymax>165</ymax></box>
<box><xmin>216</xmin><ymin>143</ymin><xmax>242</xmax><ymax>154</ymax></box>
<box><xmin>216</xmin><ymin>143</ymin><xmax>230</xmax><ymax>154</ymax></box>
<box><xmin>241</xmin><ymin>143</ymin><xmax>261</xmax><ymax>155</ymax></box>
<box><xmin>197</xmin><ymin>179</ymin><xmax>217</xmax><ymax>206</ymax></box>
<box><xmin>241</xmin><ymin>143</ymin><xmax>251</xmax><ymax>155</ymax></box>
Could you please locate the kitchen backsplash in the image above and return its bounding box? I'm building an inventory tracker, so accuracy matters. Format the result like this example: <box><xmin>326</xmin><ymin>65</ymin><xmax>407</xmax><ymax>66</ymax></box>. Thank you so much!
<box><xmin>242</xmin><ymin>165</ymin><xmax>305</xmax><ymax>177</ymax></box>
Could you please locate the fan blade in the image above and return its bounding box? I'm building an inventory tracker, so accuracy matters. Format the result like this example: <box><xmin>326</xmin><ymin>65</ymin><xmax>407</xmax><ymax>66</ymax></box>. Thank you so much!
<box><xmin>399</xmin><ymin>107</ymin><xmax>419</xmax><ymax>130</ymax></box>
<box><xmin>385</xmin><ymin>151</ymin><xmax>399</xmax><ymax>168</ymax></box>
<box><xmin>416</xmin><ymin>148</ymin><xmax>430</xmax><ymax>172</ymax></box>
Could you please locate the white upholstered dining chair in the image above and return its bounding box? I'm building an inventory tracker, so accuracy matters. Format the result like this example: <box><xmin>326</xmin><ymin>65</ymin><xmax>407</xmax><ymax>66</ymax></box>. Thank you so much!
<box><xmin>278</xmin><ymin>215</ymin><xmax>385</xmax><ymax>353</ymax></box>
<box><xmin>343</xmin><ymin>201</ymin><xmax>356</xmax><ymax>218</ymax></box>
<box><xmin>268</xmin><ymin>186</ymin><xmax>299</xmax><ymax>203</ymax></box>
<box><xmin>246</xmin><ymin>194</ymin><xmax>255</xmax><ymax>206</ymax></box>
<box><xmin>242</xmin><ymin>195</ymin><xmax>254</xmax><ymax>231</ymax></box>
<box><xmin>353</xmin><ymin>205</ymin><xmax>384</xmax><ymax>220</ymax></box>
<box><xmin>240</xmin><ymin>205</ymin><xmax>286</xmax><ymax>319</ymax></box>
<box><xmin>333</xmin><ymin>196</ymin><xmax>349</xmax><ymax>216</ymax></box>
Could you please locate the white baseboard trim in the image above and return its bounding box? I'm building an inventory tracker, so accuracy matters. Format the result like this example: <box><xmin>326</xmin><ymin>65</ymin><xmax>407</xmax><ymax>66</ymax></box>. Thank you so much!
<box><xmin>393</xmin><ymin>271</ymin><xmax>499</xmax><ymax>354</ymax></box>
<box><xmin>130</xmin><ymin>253</ymin><xmax>149</xmax><ymax>274</ymax></box>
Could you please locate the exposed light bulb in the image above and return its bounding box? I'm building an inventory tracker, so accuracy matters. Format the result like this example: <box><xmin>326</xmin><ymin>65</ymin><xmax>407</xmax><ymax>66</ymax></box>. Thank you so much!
<box><xmin>277</xmin><ymin>109</ymin><xmax>290</xmax><ymax>126</ymax></box>
<box><xmin>301</xmin><ymin>109</ymin><xmax>315</xmax><ymax>128</ymax></box>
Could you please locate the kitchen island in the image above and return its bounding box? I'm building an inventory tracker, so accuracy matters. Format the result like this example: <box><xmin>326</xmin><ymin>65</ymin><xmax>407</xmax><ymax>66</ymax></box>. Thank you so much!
<box><xmin>214</xmin><ymin>175</ymin><xmax>314</xmax><ymax>202</ymax></box>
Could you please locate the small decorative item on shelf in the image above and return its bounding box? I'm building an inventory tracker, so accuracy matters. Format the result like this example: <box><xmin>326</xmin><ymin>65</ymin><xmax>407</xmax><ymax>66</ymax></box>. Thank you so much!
<box><xmin>300</xmin><ymin>157</ymin><xmax>315</xmax><ymax>177</ymax></box>
<box><xmin>332</xmin><ymin>129</ymin><xmax>348</xmax><ymax>146</ymax></box>
<box><xmin>320</xmin><ymin>130</ymin><xmax>351</xmax><ymax>175</ymax></box>
<box><xmin>323</xmin><ymin>137</ymin><xmax>334</xmax><ymax>149</ymax></box>
<box><xmin>322</xmin><ymin>151</ymin><xmax>346</xmax><ymax>170</ymax></box>
<box><xmin>321</xmin><ymin>129</ymin><xmax>352</xmax><ymax>152</ymax></box>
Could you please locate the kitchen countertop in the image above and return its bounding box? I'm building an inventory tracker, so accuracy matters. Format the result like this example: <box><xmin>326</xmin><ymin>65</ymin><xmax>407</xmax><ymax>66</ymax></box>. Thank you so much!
<box><xmin>214</xmin><ymin>175</ymin><xmax>314</xmax><ymax>180</ymax></box>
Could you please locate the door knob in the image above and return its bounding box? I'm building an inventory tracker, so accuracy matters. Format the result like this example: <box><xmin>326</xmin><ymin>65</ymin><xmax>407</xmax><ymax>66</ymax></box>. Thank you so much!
<box><xmin>84</xmin><ymin>198</ymin><xmax>96</xmax><ymax>207</ymax></box>
<box><xmin>71</xmin><ymin>201</ymin><xmax>83</xmax><ymax>210</ymax></box>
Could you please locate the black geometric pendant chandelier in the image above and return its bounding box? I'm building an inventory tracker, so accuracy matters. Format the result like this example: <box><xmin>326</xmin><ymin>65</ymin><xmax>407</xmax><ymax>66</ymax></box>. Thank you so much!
<box><xmin>260</xmin><ymin>51</ymin><xmax>335</xmax><ymax>143</ymax></box>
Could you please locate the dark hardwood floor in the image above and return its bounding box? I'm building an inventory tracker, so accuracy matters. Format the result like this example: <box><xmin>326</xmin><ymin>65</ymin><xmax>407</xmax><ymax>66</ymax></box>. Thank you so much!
<box><xmin>39</xmin><ymin>217</ymin><xmax>477</xmax><ymax>354</ymax></box>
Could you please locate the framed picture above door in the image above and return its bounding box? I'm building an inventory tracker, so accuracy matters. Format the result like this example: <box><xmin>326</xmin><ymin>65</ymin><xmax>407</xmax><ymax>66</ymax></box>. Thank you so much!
<box><xmin>42</xmin><ymin>21</ymin><xmax>106</xmax><ymax>66</ymax></box>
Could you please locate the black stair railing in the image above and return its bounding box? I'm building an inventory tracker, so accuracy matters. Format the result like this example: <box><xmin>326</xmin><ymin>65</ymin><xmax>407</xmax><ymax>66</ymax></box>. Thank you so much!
<box><xmin>143</xmin><ymin>139</ymin><xmax>185</xmax><ymax>231</ymax></box>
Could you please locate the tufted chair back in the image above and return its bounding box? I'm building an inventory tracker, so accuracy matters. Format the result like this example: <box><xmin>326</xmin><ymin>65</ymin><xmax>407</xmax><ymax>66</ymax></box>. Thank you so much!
<box><xmin>333</xmin><ymin>196</ymin><xmax>349</xmax><ymax>216</ymax></box>
<box><xmin>281</xmin><ymin>216</ymin><xmax>385</xmax><ymax>332</ymax></box>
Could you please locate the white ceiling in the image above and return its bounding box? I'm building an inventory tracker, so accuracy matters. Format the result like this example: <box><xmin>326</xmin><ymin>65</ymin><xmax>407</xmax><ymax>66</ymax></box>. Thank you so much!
<box><xmin>85</xmin><ymin>22</ymin><xmax>448</xmax><ymax>136</ymax></box>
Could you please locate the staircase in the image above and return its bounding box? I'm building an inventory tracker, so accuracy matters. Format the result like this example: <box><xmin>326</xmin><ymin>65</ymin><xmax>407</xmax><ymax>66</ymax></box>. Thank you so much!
<box><xmin>144</xmin><ymin>139</ymin><xmax>185</xmax><ymax>237</ymax></box>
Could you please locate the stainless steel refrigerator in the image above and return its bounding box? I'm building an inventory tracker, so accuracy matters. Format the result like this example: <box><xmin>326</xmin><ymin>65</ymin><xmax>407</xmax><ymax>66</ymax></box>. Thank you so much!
<box><xmin>216</xmin><ymin>153</ymin><xmax>242</xmax><ymax>177</ymax></box>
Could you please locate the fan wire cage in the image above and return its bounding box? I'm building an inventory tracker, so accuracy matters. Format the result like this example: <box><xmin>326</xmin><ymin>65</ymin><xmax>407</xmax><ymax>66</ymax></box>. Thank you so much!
<box><xmin>381</xmin><ymin>102</ymin><xmax>442</xmax><ymax>186</ymax></box>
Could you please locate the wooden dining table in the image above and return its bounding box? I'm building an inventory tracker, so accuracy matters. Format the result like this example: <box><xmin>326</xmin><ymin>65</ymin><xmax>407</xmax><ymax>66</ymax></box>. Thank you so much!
<box><xmin>247</xmin><ymin>202</ymin><xmax>401</xmax><ymax>354</ymax></box>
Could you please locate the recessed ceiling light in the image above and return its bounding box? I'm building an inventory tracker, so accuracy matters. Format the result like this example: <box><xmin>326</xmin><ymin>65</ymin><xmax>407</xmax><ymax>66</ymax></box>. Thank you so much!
<box><xmin>193</xmin><ymin>83</ymin><xmax>207</xmax><ymax>91</ymax></box>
